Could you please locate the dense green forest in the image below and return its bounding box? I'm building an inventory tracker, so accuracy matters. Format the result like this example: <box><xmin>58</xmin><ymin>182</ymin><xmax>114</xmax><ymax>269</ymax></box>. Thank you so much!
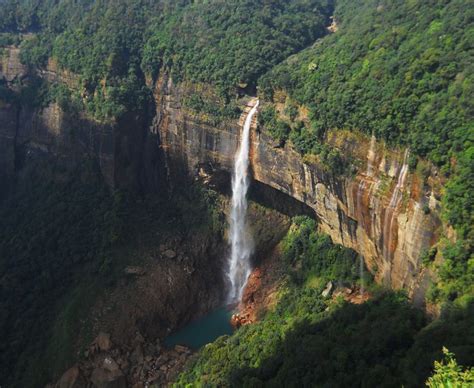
<box><xmin>176</xmin><ymin>217</ymin><xmax>474</xmax><ymax>386</ymax></box>
<box><xmin>141</xmin><ymin>0</ymin><xmax>332</xmax><ymax>96</ymax></box>
<box><xmin>0</xmin><ymin>0</ymin><xmax>333</xmax><ymax>119</ymax></box>
<box><xmin>0</xmin><ymin>161</ymin><xmax>116</xmax><ymax>385</ymax></box>
<box><xmin>260</xmin><ymin>0</ymin><xmax>472</xmax><ymax>165</ymax></box>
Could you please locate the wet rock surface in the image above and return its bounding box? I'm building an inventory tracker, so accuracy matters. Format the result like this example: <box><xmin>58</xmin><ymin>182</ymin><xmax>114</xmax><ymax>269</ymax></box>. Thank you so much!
<box><xmin>233</xmin><ymin>244</ymin><xmax>288</xmax><ymax>327</ymax></box>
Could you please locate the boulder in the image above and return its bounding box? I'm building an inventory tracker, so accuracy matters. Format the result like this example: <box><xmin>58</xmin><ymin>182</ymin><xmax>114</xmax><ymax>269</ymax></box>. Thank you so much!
<box><xmin>103</xmin><ymin>357</ymin><xmax>120</xmax><ymax>373</ymax></box>
<box><xmin>162</xmin><ymin>249</ymin><xmax>176</xmax><ymax>259</ymax></box>
<box><xmin>130</xmin><ymin>344</ymin><xmax>144</xmax><ymax>365</ymax></box>
<box><xmin>174</xmin><ymin>345</ymin><xmax>189</xmax><ymax>354</ymax></box>
<box><xmin>144</xmin><ymin>342</ymin><xmax>156</xmax><ymax>357</ymax></box>
<box><xmin>90</xmin><ymin>367</ymin><xmax>126</xmax><ymax>388</ymax></box>
<box><xmin>94</xmin><ymin>332</ymin><xmax>112</xmax><ymax>352</ymax></box>
<box><xmin>57</xmin><ymin>365</ymin><xmax>86</xmax><ymax>388</ymax></box>
<box><xmin>124</xmin><ymin>266</ymin><xmax>145</xmax><ymax>276</ymax></box>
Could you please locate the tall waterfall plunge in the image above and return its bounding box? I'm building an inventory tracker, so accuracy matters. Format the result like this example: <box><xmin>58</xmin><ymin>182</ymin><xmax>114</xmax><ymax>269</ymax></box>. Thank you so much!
<box><xmin>226</xmin><ymin>100</ymin><xmax>259</xmax><ymax>304</ymax></box>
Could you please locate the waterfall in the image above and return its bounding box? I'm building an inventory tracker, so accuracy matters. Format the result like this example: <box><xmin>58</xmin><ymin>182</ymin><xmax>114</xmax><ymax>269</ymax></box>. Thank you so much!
<box><xmin>382</xmin><ymin>149</ymin><xmax>410</xmax><ymax>283</ymax></box>
<box><xmin>226</xmin><ymin>100</ymin><xmax>259</xmax><ymax>304</ymax></box>
<box><xmin>359</xmin><ymin>255</ymin><xmax>364</xmax><ymax>295</ymax></box>
<box><xmin>366</xmin><ymin>134</ymin><xmax>377</xmax><ymax>177</ymax></box>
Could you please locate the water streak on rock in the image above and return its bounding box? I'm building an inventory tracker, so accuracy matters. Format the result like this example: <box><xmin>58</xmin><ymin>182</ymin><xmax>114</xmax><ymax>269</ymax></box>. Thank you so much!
<box><xmin>382</xmin><ymin>149</ymin><xmax>410</xmax><ymax>284</ymax></box>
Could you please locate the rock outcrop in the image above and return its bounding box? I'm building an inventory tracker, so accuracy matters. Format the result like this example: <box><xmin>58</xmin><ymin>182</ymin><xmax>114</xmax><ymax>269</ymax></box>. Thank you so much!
<box><xmin>152</xmin><ymin>75</ymin><xmax>442</xmax><ymax>304</ymax></box>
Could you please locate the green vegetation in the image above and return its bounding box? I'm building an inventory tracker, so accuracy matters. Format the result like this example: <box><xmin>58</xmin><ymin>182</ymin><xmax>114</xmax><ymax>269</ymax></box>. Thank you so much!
<box><xmin>184</xmin><ymin>93</ymin><xmax>242</xmax><ymax>125</ymax></box>
<box><xmin>1</xmin><ymin>1</ymin><xmax>171</xmax><ymax>121</ymax></box>
<box><xmin>1</xmin><ymin>0</ymin><xmax>333</xmax><ymax>120</ymax></box>
<box><xmin>0</xmin><ymin>32</ymin><xmax>20</xmax><ymax>46</ymax></box>
<box><xmin>0</xmin><ymin>160</ymin><xmax>116</xmax><ymax>386</ymax></box>
<box><xmin>282</xmin><ymin>216</ymin><xmax>359</xmax><ymax>285</ymax></box>
<box><xmin>142</xmin><ymin>0</ymin><xmax>332</xmax><ymax>97</ymax></box>
<box><xmin>260</xmin><ymin>0</ymin><xmax>472</xmax><ymax>165</ymax></box>
<box><xmin>258</xmin><ymin>104</ymin><xmax>351</xmax><ymax>174</ymax></box>
<box><xmin>1</xmin><ymin>0</ymin><xmax>473</xmax><ymax>385</ymax></box>
<box><xmin>430</xmin><ymin>239</ymin><xmax>474</xmax><ymax>307</ymax></box>
<box><xmin>258</xmin><ymin>105</ymin><xmax>291</xmax><ymax>146</ymax></box>
<box><xmin>426</xmin><ymin>347</ymin><xmax>474</xmax><ymax>387</ymax></box>
<box><xmin>176</xmin><ymin>217</ymin><xmax>474</xmax><ymax>386</ymax></box>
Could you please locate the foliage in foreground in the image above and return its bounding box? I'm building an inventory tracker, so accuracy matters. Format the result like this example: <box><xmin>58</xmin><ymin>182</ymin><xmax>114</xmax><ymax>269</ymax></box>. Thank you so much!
<box><xmin>426</xmin><ymin>347</ymin><xmax>474</xmax><ymax>388</ymax></box>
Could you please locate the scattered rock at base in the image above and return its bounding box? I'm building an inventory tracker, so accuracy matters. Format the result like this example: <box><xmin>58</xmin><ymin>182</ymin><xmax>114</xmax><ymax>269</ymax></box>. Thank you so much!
<box><xmin>57</xmin><ymin>365</ymin><xmax>86</xmax><ymax>388</ymax></box>
<box><xmin>321</xmin><ymin>281</ymin><xmax>334</xmax><ymax>298</ymax></box>
<box><xmin>103</xmin><ymin>357</ymin><xmax>121</xmax><ymax>373</ymax></box>
<box><xmin>124</xmin><ymin>266</ymin><xmax>145</xmax><ymax>276</ymax></box>
<box><xmin>174</xmin><ymin>345</ymin><xmax>190</xmax><ymax>354</ymax></box>
<box><xmin>130</xmin><ymin>344</ymin><xmax>144</xmax><ymax>365</ymax></box>
<box><xmin>162</xmin><ymin>249</ymin><xmax>176</xmax><ymax>259</ymax></box>
<box><xmin>230</xmin><ymin>313</ymin><xmax>253</xmax><ymax>328</ymax></box>
<box><xmin>90</xmin><ymin>367</ymin><xmax>126</xmax><ymax>388</ymax></box>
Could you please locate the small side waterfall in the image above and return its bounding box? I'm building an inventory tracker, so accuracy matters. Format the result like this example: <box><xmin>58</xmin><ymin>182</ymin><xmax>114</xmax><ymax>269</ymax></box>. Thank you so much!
<box><xmin>382</xmin><ymin>149</ymin><xmax>410</xmax><ymax>283</ymax></box>
<box><xmin>356</xmin><ymin>134</ymin><xmax>377</xmax><ymax>235</ymax></box>
<box><xmin>356</xmin><ymin>135</ymin><xmax>376</xmax><ymax>293</ymax></box>
<box><xmin>366</xmin><ymin>134</ymin><xmax>377</xmax><ymax>177</ymax></box>
<box><xmin>227</xmin><ymin>100</ymin><xmax>259</xmax><ymax>304</ymax></box>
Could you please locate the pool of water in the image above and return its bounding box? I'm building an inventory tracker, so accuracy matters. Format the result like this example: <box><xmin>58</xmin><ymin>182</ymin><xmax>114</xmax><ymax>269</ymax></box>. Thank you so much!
<box><xmin>164</xmin><ymin>307</ymin><xmax>234</xmax><ymax>349</ymax></box>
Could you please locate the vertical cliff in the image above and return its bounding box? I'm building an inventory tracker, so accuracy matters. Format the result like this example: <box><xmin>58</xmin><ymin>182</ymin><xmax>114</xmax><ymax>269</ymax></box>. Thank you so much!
<box><xmin>153</xmin><ymin>76</ymin><xmax>443</xmax><ymax>304</ymax></box>
<box><xmin>0</xmin><ymin>47</ymin><xmax>163</xmax><ymax>192</ymax></box>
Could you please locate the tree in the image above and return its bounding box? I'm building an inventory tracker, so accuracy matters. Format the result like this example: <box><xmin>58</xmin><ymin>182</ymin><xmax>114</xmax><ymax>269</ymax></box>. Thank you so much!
<box><xmin>426</xmin><ymin>347</ymin><xmax>474</xmax><ymax>388</ymax></box>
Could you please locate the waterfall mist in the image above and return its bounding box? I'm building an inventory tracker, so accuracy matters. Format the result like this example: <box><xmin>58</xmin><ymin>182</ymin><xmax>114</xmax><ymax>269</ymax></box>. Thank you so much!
<box><xmin>226</xmin><ymin>100</ymin><xmax>259</xmax><ymax>304</ymax></box>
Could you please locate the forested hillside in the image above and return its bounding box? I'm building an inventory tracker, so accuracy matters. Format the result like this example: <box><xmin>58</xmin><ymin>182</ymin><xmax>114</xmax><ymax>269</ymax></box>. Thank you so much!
<box><xmin>258</xmin><ymin>0</ymin><xmax>473</xmax><ymax>306</ymax></box>
<box><xmin>0</xmin><ymin>1</ymin><xmax>336</xmax><ymax>385</ymax></box>
<box><xmin>1</xmin><ymin>0</ymin><xmax>334</xmax><ymax>119</ymax></box>
<box><xmin>142</xmin><ymin>0</ymin><xmax>332</xmax><ymax>96</ymax></box>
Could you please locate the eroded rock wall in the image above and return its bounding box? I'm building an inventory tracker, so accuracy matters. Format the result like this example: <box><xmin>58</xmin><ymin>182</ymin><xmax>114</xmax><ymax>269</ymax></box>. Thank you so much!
<box><xmin>153</xmin><ymin>77</ymin><xmax>442</xmax><ymax>303</ymax></box>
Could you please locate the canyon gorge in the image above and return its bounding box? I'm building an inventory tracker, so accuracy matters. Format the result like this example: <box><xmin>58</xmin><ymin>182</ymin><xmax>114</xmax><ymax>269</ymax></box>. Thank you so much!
<box><xmin>1</xmin><ymin>47</ymin><xmax>442</xmax><ymax>306</ymax></box>
<box><xmin>1</xmin><ymin>39</ymin><xmax>445</xmax><ymax>304</ymax></box>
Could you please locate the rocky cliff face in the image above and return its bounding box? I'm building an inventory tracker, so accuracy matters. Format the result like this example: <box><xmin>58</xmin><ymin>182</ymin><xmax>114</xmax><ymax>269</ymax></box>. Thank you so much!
<box><xmin>153</xmin><ymin>76</ymin><xmax>442</xmax><ymax>304</ymax></box>
<box><xmin>0</xmin><ymin>47</ymin><xmax>162</xmax><ymax>191</ymax></box>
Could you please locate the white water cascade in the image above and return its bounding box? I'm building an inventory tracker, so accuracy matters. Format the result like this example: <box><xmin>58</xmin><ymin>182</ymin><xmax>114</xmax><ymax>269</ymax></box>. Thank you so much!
<box><xmin>227</xmin><ymin>100</ymin><xmax>259</xmax><ymax>304</ymax></box>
